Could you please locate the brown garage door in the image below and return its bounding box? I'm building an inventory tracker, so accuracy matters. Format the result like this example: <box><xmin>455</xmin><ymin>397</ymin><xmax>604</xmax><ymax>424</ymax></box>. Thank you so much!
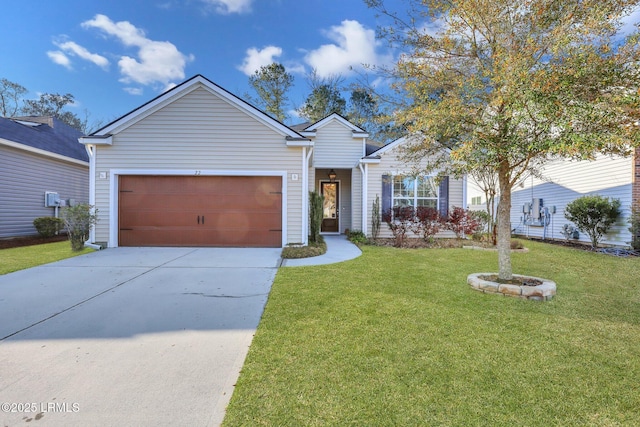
<box><xmin>118</xmin><ymin>175</ymin><xmax>282</xmax><ymax>247</ymax></box>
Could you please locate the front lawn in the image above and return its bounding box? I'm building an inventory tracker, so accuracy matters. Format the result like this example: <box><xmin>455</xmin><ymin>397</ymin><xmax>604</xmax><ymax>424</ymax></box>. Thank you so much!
<box><xmin>223</xmin><ymin>241</ymin><xmax>640</xmax><ymax>426</ymax></box>
<box><xmin>0</xmin><ymin>241</ymin><xmax>93</xmax><ymax>275</ymax></box>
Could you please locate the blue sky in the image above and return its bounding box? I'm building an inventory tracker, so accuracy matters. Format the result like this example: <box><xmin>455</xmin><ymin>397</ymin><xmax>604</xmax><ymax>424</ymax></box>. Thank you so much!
<box><xmin>3</xmin><ymin>1</ymin><xmax>639</xmax><ymax>129</ymax></box>
<box><xmin>0</xmin><ymin>0</ymin><xmax>401</xmax><ymax>127</ymax></box>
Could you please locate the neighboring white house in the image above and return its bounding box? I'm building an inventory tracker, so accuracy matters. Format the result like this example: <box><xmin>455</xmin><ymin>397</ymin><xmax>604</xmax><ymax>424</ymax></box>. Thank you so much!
<box><xmin>79</xmin><ymin>75</ymin><xmax>464</xmax><ymax>248</ymax></box>
<box><xmin>467</xmin><ymin>150</ymin><xmax>640</xmax><ymax>247</ymax></box>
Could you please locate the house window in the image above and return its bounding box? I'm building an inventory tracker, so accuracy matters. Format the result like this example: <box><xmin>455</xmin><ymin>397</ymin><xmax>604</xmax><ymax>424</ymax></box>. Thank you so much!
<box><xmin>471</xmin><ymin>196</ymin><xmax>482</xmax><ymax>205</ymax></box>
<box><xmin>393</xmin><ymin>176</ymin><xmax>438</xmax><ymax>209</ymax></box>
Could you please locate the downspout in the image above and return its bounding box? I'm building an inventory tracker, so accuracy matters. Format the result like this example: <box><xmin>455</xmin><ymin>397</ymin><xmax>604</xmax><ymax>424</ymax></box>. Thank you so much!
<box><xmin>302</xmin><ymin>147</ymin><xmax>314</xmax><ymax>245</ymax></box>
<box><xmin>462</xmin><ymin>174</ymin><xmax>468</xmax><ymax>209</ymax></box>
<box><xmin>359</xmin><ymin>162</ymin><xmax>368</xmax><ymax>235</ymax></box>
<box><xmin>85</xmin><ymin>144</ymin><xmax>100</xmax><ymax>249</ymax></box>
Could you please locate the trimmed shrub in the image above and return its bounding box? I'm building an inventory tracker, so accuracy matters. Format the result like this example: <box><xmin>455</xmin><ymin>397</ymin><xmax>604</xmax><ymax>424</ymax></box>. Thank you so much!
<box><xmin>281</xmin><ymin>237</ymin><xmax>327</xmax><ymax>259</ymax></box>
<box><xmin>61</xmin><ymin>204</ymin><xmax>98</xmax><ymax>251</ymax></box>
<box><xmin>33</xmin><ymin>217</ymin><xmax>64</xmax><ymax>237</ymax></box>
<box><xmin>347</xmin><ymin>230</ymin><xmax>368</xmax><ymax>244</ymax></box>
<box><xmin>371</xmin><ymin>195</ymin><xmax>381</xmax><ymax>240</ymax></box>
<box><xmin>445</xmin><ymin>207</ymin><xmax>480</xmax><ymax>239</ymax></box>
<box><xmin>383</xmin><ymin>206</ymin><xmax>415</xmax><ymax>247</ymax></box>
<box><xmin>413</xmin><ymin>206</ymin><xmax>443</xmax><ymax>242</ymax></box>
<box><xmin>564</xmin><ymin>195</ymin><xmax>621</xmax><ymax>249</ymax></box>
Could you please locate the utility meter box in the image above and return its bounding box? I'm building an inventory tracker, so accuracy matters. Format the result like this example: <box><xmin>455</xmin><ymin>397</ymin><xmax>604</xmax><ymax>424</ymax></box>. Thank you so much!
<box><xmin>44</xmin><ymin>191</ymin><xmax>60</xmax><ymax>207</ymax></box>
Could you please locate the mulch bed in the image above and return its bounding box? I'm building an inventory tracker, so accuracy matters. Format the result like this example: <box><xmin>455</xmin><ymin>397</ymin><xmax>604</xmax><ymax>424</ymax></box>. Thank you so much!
<box><xmin>0</xmin><ymin>234</ymin><xmax>68</xmax><ymax>249</ymax></box>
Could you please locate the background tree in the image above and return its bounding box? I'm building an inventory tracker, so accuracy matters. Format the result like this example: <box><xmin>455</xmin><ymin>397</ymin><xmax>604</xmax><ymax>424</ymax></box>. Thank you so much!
<box><xmin>0</xmin><ymin>78</ymin><xmax>27</xmax><ymax>117</ymax></box>
<box><xmin>368</xmin><ymin>0</ymin><xmax>640</xmax><ymax>280</ymax></box>
<box><xmin>297</xmin><ymin>70</ymin><xmax>346</xmax><ymax>122</ymax></box>
<box><xmin>21</xmin><ymin>92</ymin><xmax>83</xmax><ymax>131</ymax></box>
<box><xmin>248</xmin><ymin>63</ymin><xmax>294</xmax><ymax>122</ymax></box>
<box><xmin>347</xmin><ymin>88</ymin><xmax>378</xmax><ymax>130</ymax></box>
<box><xmin>470</xmin><ymin>168</ymin><xmax>499</xmax><ymax>243</ymax></box>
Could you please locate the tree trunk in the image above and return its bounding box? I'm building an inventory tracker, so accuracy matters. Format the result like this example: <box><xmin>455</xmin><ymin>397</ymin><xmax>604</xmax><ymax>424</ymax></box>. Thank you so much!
<box><xmin>496</xmin><ymin>171</ymin><xmax>513</xmax><ymax>280</ymax></box>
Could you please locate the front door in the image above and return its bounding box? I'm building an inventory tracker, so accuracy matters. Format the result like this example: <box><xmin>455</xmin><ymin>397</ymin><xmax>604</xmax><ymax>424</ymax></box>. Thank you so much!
<box><xmin>321</xmin><ymin>181</ymin><xmax>339</xmax><ymax>233</ymax></box>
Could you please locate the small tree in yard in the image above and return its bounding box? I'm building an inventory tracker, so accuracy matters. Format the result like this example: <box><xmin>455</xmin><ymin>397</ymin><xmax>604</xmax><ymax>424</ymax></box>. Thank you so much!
<box><xmin>564</xmin><ymin>195</ymin><xmax>621</xmax><ymax>249</ymax></box>
<box><xmin>61</xmin><ymin>204</ymin><xmax>98</xmax><ymax>251</ymax></box>
<box><xmin>366</xmin><ymin>0</ymin><xmax>640</xmax><ymax>280</ymax></box>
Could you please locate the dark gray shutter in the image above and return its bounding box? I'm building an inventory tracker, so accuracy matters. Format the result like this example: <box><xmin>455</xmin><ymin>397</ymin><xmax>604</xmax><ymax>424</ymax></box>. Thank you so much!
<box><xmin>382</xmin><ymin>174</ymin><xmax>392</xmax><ymax>215</ymax></box>
<box><xmin>438</xmin><ymin>176</ymin><xmax>449</xmax><ymax>217</ymax></box>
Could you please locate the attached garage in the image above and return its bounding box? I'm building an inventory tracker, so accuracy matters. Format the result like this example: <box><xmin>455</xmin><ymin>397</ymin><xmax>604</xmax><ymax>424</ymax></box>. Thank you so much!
<box><xmin>118</xmin><ymin>175</ymin><xmax>282</xmax><ymax>247</ymax></box>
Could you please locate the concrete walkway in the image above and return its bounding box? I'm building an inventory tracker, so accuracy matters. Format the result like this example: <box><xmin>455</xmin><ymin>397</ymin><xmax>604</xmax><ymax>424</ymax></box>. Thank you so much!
<box><xmin>281</xmin><ymin>235</ymin><xmax>362</xmax><ymax>266</ymax></box>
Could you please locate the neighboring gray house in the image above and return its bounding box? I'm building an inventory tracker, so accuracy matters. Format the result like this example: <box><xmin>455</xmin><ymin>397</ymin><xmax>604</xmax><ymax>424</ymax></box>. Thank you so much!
<box><xmin>467</xmin><ymin>148</ymin><xmax>640</xmax><ymax>247</ymax></box>
<box><xmin>0</xmin><ymin>116</ymin><xmax>89</xmax><ymax>238</ymax></box>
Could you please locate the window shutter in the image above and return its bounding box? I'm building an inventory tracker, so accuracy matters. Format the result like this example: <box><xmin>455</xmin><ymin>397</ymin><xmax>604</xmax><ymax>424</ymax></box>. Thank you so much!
<box><xmin>438</xmin><ymin>176</ymin><xmax>449</xmax><ymax>217</ymax></box>
<box><xmin>382</xmin><ymin>174</ymin><xmax>392</xmax><ymax>215</ymax></box>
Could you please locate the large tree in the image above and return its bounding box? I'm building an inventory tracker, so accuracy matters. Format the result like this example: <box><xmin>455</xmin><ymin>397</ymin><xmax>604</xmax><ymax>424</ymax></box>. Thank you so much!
<box><xmin>21</xmin><ymin>92</ymin><xmax>83</xmax><ymax>131</ymax></box>
<box><xmin>248</xmin><ymin>63</ymin><xmax>294</xmax><ymax>122</ymax></box>
<box><xmin>0</xmin><ymin>78</ymin><xmax>27</xmax><ymax>117</ymax></box>
<box><xmin>297</xmin><ymin>71</ymin><xmax>347</xmax><ymax>122</ymax></box>
<box><xmin>368</xmin><ymin>0</ymin><xmax>640</xmax><ymax>280</ymax></box>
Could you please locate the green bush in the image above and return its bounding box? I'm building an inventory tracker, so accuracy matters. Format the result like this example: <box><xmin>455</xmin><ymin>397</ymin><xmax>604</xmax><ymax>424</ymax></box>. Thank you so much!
<box><xmin>371</xmin><ymin>195</ymin><xmax>381</xmax><ymax>240</ymax></box>
<box><xmin>33</xmin><ymin>217</ymin><xmax>64</xmax><ymax>237</ymax></box>
<box><xmin>309</xmin><ymin>191</ymin><xmax>324</xmax><ymax>244</ymax></box>
<box><xmin>347</xmin><ymin>230</ymin><xmax>368</xmax><ymax>244</ymax></box>
<box><xmin>281</xmin><ymin>236</ymin><xmax>326</xmax><ymax>259</ymax></box>
<box><xmin>564</xmin><ymin>195</ymin><xmax>621</xmax><ymax>249</ymax></box>
<box><xmin>61</xmin><ymin>204</ymin><xmax>98</xmax><ymax>251</ymax></box>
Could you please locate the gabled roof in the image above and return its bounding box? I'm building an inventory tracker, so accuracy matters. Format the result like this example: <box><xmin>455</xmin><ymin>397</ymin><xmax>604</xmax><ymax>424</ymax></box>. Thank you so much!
<box><xmin>298</xmin><ymin>113</ymin><xmax>369</xmax><ymax>137</ymax></box>
<box><xmin>85</xmin><ymin>74</ymin><xmax>308</xmax><ymax>143</ymax></box>
<box><xmin>0</xmin><ymin>116</ymin><xmax>88</xmax><ymax>163</ymax></box>
<box><xmin>367</xmin><ymin>135</ymin><xmax>407</xmax><ymax>157</ymax></box>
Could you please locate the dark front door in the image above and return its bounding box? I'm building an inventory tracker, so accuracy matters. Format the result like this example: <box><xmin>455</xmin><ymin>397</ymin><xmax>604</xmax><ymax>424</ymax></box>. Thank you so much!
<box><xmin>320</xmin><ymin>181</ymin><xmax>339</xmax><ymax>233</ymax></box>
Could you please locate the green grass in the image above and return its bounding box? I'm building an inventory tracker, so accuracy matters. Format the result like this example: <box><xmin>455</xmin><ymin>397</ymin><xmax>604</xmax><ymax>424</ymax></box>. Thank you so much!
<box><xmin>0</xmin><ymin>241</ymin><xmax>93</xmax><ymax>275</ymax></box>
<box><xmin>223</xmin><ymin>241</ymin><xmax>640</xmax><ymax>426</ymax></box>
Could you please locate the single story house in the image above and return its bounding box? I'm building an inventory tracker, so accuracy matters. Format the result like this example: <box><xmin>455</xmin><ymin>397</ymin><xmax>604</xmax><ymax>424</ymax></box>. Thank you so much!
<box><xmin>0</xmin><ymin>116</ymin><xmax>89</xmax><ymax>238</ymax></box>
<box><xmin>80</xmin><ymin>74</ymin><xmax>464</xmax><ymax>248</ymax></box>
<box><xmin>467</xmin><ymin>149</ymin><xmax>640</xmax><ymax>247</ymax></box>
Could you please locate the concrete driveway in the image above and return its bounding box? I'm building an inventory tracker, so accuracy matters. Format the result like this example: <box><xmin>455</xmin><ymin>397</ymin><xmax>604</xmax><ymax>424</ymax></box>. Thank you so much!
<box><xmin>0</xmin><ymin>247</ymin><xmax>281</xmax><ymax>427</ymax></box>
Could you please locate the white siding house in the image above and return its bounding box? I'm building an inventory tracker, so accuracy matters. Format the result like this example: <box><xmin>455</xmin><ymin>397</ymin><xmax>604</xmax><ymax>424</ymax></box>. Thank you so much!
<box><xmin>80</xmin><ymin>75</ymin><xmax>465</xmax><ymax>248</ymax></box>
<box><xmin>362</xmin><ymin>137</ymin><xmax>465</xmax><ymax>239</ymax></box>
<box><xmin>510</xmin><ymin>155</ymin><xmax>635</xmax><ymax>247</ymax></box>
<box><xmin>467</xmin><ymin>149</ymin><xmax>640</xmax><ymax>247</ymax></box>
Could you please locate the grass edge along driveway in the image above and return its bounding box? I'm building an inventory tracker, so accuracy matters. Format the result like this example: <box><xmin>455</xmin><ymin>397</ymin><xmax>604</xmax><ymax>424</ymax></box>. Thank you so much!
<box><xmin>223</xmin><ymin>241</ymin><xmax>640</xmax><ymax>427</ymax></box>
<box><xmin>1</xmin><ymin>241</ymin><xmax>93</xmax><ymax>275</ymax></box>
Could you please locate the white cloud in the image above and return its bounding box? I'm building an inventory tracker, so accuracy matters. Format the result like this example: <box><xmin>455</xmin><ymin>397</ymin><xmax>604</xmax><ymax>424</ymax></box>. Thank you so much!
<box><xmin>81</xmin><ymin>14</ymin><xmax>194</xmax><ymax>88</ymax></box>
<box><xmin>304</xmin><ymin>20</ymin><xmax>389</xmax><ymax>78</ymax></box>
<box><xmin>47</xmin><ymin>51</ymin><xmax>72</xmax><ymax>69</ymax></box>
<box><xmin>54</xmin><ymin>40</ymin><xmax>109</xmax><ymax>70</ymax></box>
<box><xmin>238</xmin><ymin>45</ymin><xmax>283</xmax><ymax>76</ymax></box>
<box><xmin>123</xmin><ymin>87</ymin><xmax>144</xmax><ymax>95</ymax></box>
<box><xmin>201</xmin><ymin>0</ymin><xmax>253</xmax><ymax>14</ymax></box>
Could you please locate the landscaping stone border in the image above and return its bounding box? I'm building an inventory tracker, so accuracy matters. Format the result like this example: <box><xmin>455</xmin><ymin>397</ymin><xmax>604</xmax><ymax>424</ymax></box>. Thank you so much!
<box><xmin>467</xmin><ymin>272</ymin><xmax>556</xmax><ymax>301</ymax></box>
